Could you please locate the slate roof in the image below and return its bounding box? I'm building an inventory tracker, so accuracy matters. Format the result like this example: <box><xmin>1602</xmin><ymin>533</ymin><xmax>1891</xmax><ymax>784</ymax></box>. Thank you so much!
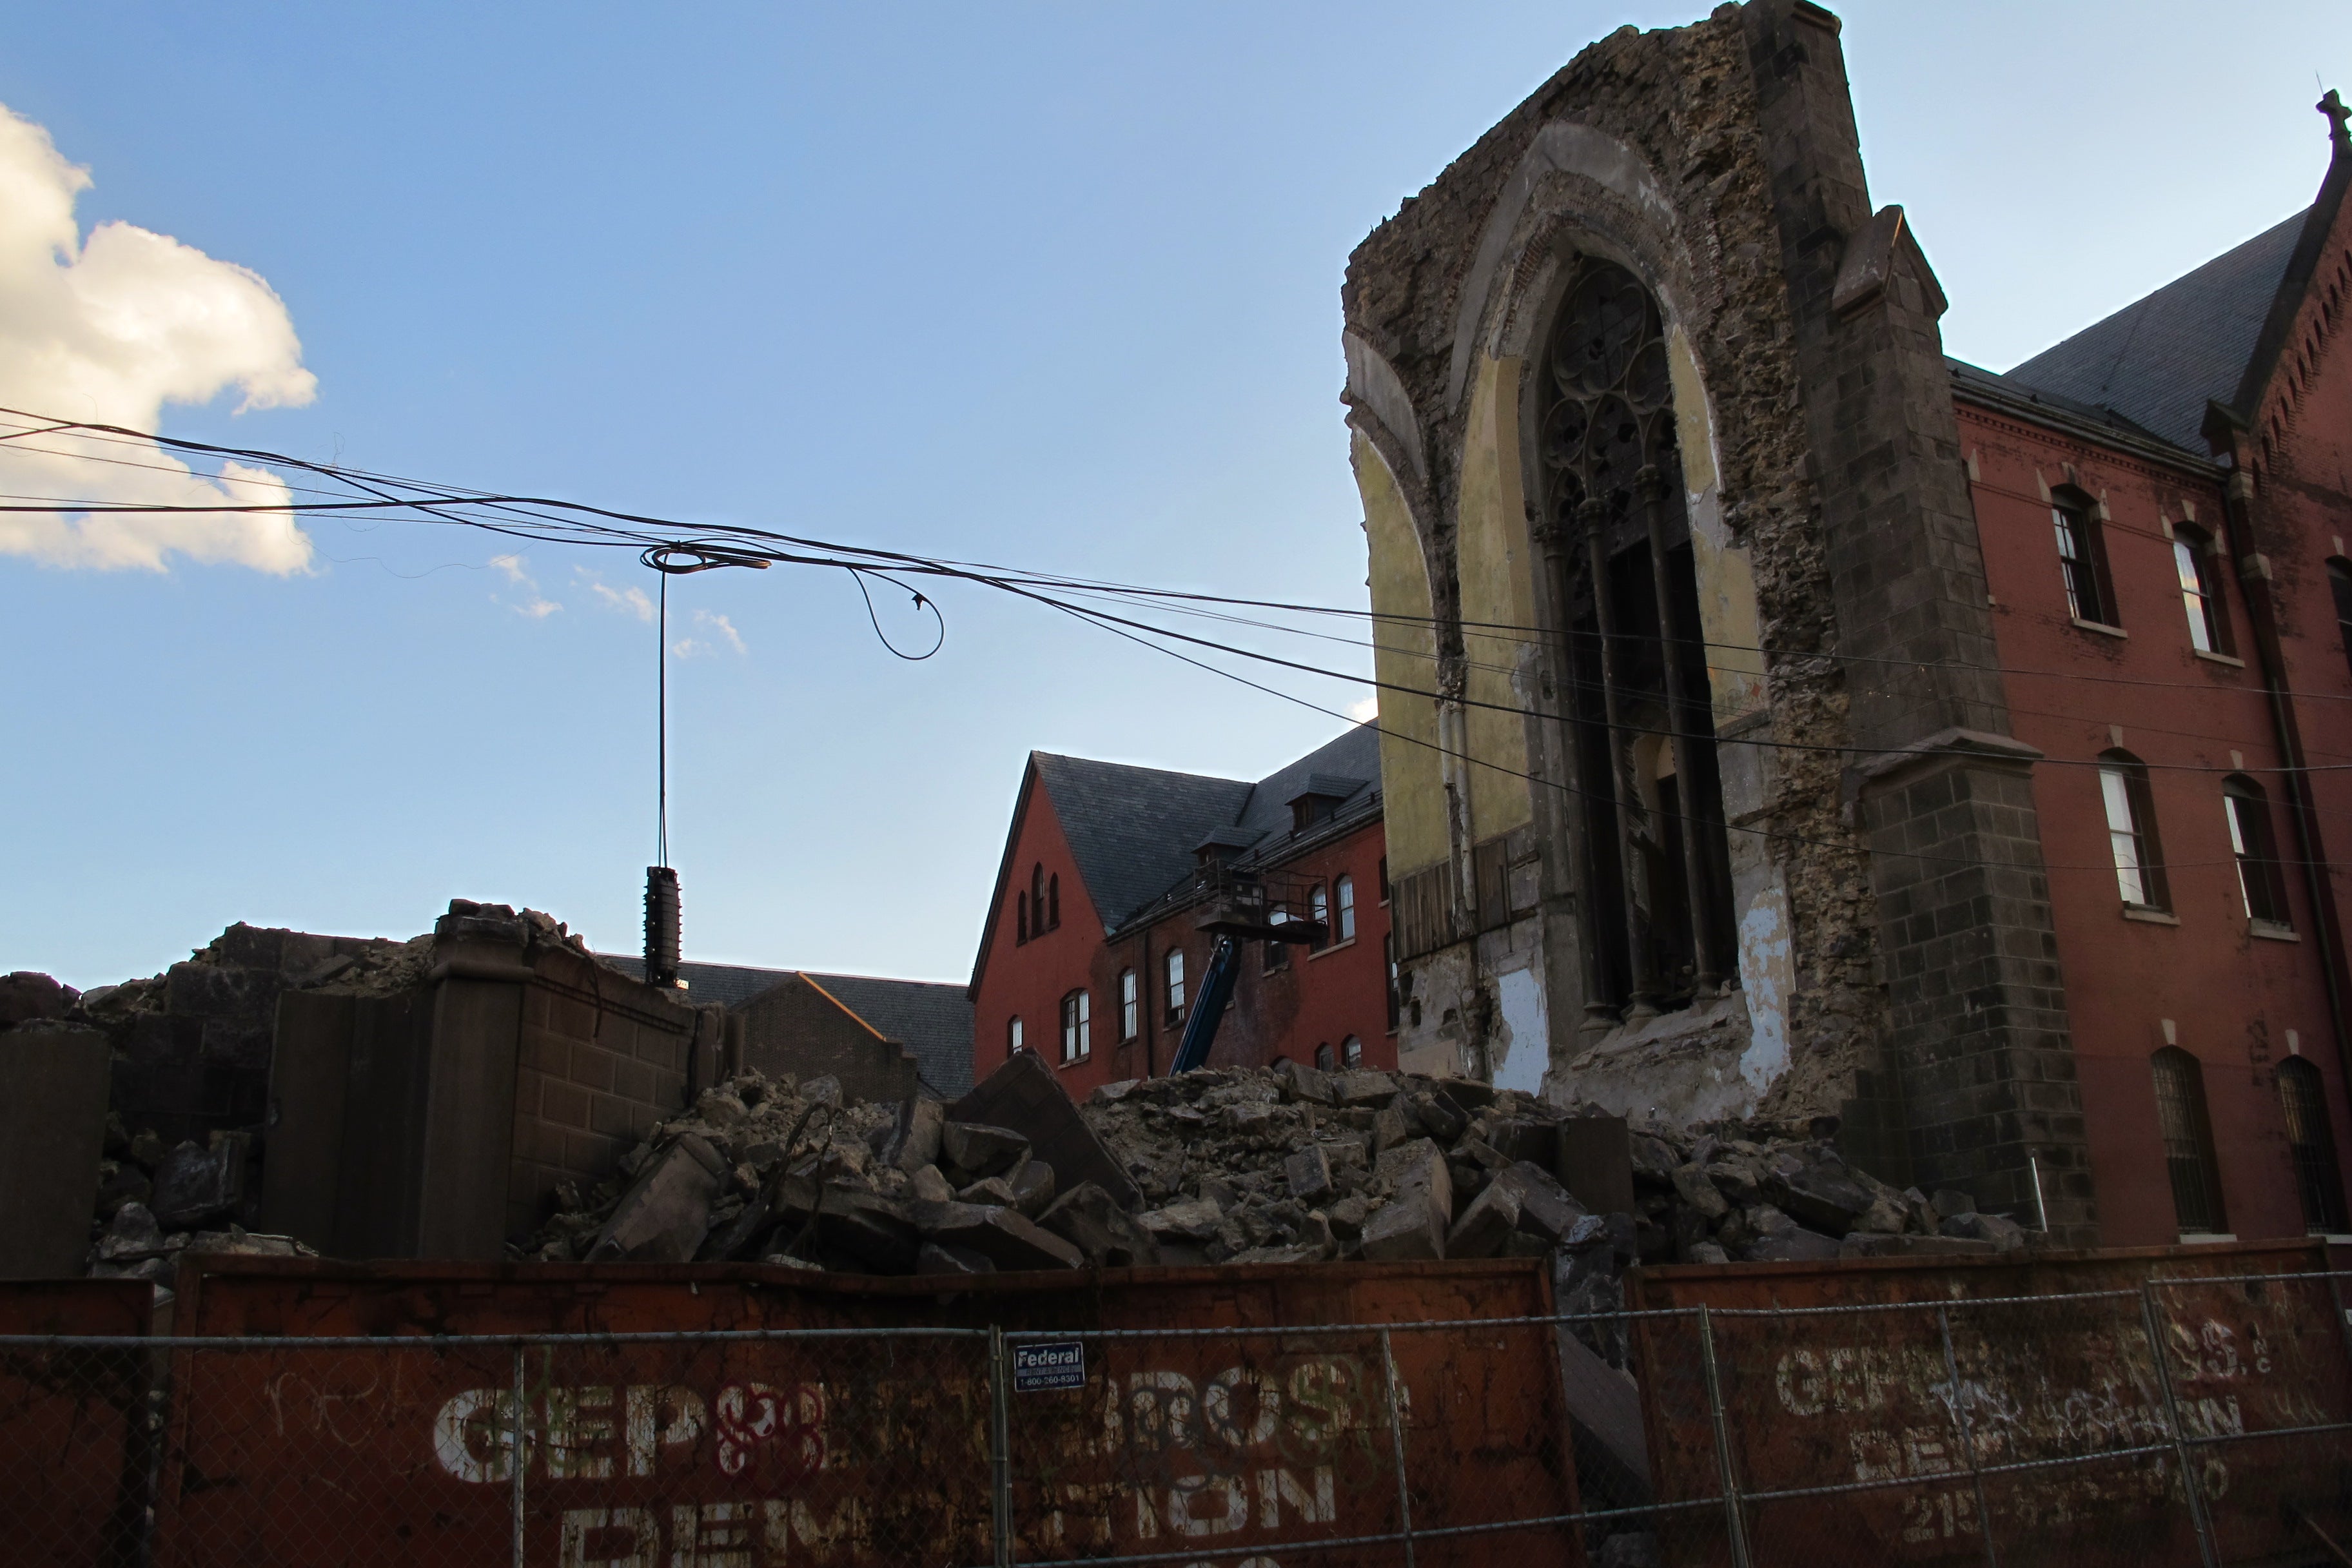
<box><xmin>800</xmin><ymin>971</ymin><xmax>975</xmax><ymax>1098</ymax></box>
<box><xmin>600</xmin><ymin>956</ymin><xmax>974</xmax><ymax>1097</ymax></box>
<box><xmin>1030</xmin><ymin>754</ymin><xmax>1253</xmax><ymax>932</ymax></box>
<box><xmin>1030</xmin><ymin>723</ymin><xmax>1385</xmax><ymax>941</ymax></box>
<box><xmin>2002</xmin><ymin>210</ymin><xmax>2308</xmax><ymax>453</ymax></box>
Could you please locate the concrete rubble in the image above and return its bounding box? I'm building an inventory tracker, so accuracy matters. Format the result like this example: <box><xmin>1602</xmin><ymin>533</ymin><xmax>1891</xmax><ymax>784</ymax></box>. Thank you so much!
<box><xmin>516</xmin><ymin>1050</ymin><xmax>2020</xmax><ymax>1354</ymax></box>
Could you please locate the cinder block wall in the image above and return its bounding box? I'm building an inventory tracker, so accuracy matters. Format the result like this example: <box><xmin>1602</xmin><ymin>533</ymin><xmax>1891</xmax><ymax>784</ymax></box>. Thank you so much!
<box><xmin>505</xmin><ymin>941</ymin><xmax>712</xmax><ymax>1241</ymax></box>
<box><xmin>264</xmin><ymin>905</ymin><xmax>718</xmax><ymax>1260</ymax></box>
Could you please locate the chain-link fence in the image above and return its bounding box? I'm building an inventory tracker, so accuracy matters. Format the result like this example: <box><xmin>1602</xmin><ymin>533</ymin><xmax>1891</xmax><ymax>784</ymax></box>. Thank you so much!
<box><xmin>3</xmin><ymin>1267</ymin><xmax>2348</xmax><ymax>1567</ymax></box>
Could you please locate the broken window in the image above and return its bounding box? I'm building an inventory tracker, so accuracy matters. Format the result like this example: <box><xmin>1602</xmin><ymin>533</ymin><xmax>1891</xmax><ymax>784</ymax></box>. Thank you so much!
<box><xmin>2280</xmin><ymin>1056</ymin><xmax>2349</xmax><ymax>1233</ymax></box>
<box><xmin>1315</xmin><ymin>1042</ymin><xmax>1335</xmax><ymax>1070</ymax></box>
<box><xmin>2152</xmin><ymin>1046</ymin><xmax>2227</xmax><ymax>1235</ymax></box>
<box><xmin>1335</xmin><ymin>874</ymin><xmax>1357</xmax><ymax>942</ymax></box>
<box><xmin>1534</xmin><ymin>254</ymin><xmax>1735</xmax><ymax>1021</ymax></box>
<box><xmin>2053</xmin><ymin>491</ymin><xmax>2115</xmax><ymax>626</ymax></box>
<box><xmin>2098</xmin><ymin>750</ymin><xmax>2166</xmax><ymax>910</ymax></box>
<box><xmin>1164</xmin><ymin>948</ymin><xmax>1185</xmax><ymax>1023</ymax></box>
<box><xmin>2171</xmin><ymin>526</ymin><xmax>2230</xmax><ymax>654</ymax></box>
<box><xmin>1119</xmin><ymin>968</ymin><xmax>1137</xmax><ymax>1040</ymax></box>
<box><xmin>2224</xmin><ymin>775</ymin><xmax>2291</xmax><ymax>927</ymax></box>
<box><xmin>1060</xmin><ymin>989</ymin><xmax>1090</xmax><ymax>1063</ymax></box>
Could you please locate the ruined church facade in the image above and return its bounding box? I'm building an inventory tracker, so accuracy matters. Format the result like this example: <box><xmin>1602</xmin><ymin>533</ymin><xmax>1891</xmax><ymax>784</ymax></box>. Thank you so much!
<box><xmin>1347</xmin><ymin>1</ymin><xmax>2095</xmax><ymax>1240</ymax></box>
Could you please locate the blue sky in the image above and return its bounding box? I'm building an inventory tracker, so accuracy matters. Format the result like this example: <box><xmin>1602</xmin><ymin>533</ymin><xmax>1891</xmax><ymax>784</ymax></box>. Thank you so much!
<box><xmin>3</xmin><ymin>2</ymin><xmax>2346</xmax><ymax>990</ymax></box>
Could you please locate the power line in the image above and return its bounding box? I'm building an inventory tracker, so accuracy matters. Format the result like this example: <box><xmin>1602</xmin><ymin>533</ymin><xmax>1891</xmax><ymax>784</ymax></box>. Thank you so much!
<box><xmin>8</xmin><ymin>406</ymin><xmax>2352</xmax><ymax>832</ymax></box>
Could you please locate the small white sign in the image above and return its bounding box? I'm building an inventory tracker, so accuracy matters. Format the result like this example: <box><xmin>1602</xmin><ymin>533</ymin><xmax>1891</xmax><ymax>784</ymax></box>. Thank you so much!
<box><xmin>1012</xmin><ymin>1340</ymin><xmax>1085</xmax><ymax>1393</ymax></box>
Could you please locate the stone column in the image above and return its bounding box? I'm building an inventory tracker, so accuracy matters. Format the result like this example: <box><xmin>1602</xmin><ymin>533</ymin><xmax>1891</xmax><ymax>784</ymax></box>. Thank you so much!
<box><xmin>1743</xmin><ymin>0</ymin><xmax>2097</xmax><ymax>1239</ymax></box>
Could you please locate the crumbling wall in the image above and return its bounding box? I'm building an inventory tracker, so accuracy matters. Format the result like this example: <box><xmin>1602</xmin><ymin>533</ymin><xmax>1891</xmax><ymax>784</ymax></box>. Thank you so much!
<box><xmin>1342</xmin><ymin>1</ymin><xmax>2095</xmax><ymax>1237</ymax></box>
<box><xmin>1345</xmin><ymin>6</ymin><xmax>1875</xmax><ymax>1123</ymax></box>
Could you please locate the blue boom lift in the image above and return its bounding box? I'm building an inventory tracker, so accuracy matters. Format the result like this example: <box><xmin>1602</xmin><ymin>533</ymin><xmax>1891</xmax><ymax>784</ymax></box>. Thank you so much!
<box><xmin>1168</xmin><ymin>869</ymin><xmax>1324</xmax><ymax>1073</ymax></box>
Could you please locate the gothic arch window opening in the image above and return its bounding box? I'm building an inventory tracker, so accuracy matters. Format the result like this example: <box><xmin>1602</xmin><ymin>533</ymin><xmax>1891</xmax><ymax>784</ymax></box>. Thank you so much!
<box><xmin>1534</xmin><ymin>253</ymin><xmax>1736</xmax><ymax>1023</ymax></box>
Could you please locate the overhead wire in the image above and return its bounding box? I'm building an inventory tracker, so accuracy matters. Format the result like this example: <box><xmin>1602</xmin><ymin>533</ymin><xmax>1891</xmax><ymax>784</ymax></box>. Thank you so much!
<box><xmin>7</xmin><ymin>405</ymin><xmax>2352</xmax><ymax>871</ymax></box>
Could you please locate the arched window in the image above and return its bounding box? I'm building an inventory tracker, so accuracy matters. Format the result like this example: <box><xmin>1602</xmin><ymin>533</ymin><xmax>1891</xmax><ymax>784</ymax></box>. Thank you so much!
<box><xmin>1030</xmin><ymin>865</ymin><xmax>1046</xmax><ymax>935</ymax></box>
<box><xmin>1048</xmin><ymin>873</ymin><xmax>1060</xmax><ymax>931</ymax></box>
<box><xmin>2328</xmin><ymin>560</ymin><xmax>2352</xmax><ymax>683</ymax></box>
<box><xmin>2223</xmin><ymin>775</ymin><xmax>2291</xmax><ymax>927</ymax></box>
<box><xmin>1309</xmin><ymin>883</ymin><xmax>1330</xmax><ymax>952</ymax></box>
<box><xmin>1118</xmin><ymin>968</ymin><xmax>1137</xmax><ymax>1041</ymax></box>
<box><xmin>1060</xmin><ymin>989</ymin><xmax>1090</xmax><ymax>1063</ymax></box>
<box><xmin>1016</xmin><ymin>892</ymin><xmax>1029</xmax><ymax>945</ymax></box>
<box><xmin>1336</xmin><ymin>874</ymin><xmax>1357</xmax><ymax>942</ymax></box>
<box><xmin>2171</xmin><ymin>525</ymin><xmax>2230</xmax><ymax>654</ymax></box>
<box><xmin>1263</xmin><ymin>904</ymin><xmax>1290</xmax><ymax>973</ymax></box>
<box><xmin>2052</xmin><ymin>487</ymin><xmax>2115</xmax><ymax>626</ymax></box>
<box><xmin>1314</xmin><ymin>1043</ymin><xmax>1335</xmax><ymax>1070</ymax></box>
<box><xmin>1341</xmin><ymin>1035</ymin><xmax>1363</xmax><ymax>1067</ymax></box>
<box><xmin>1536</xmin><ymin>254</ymin><xmax>1734</xmax><ymax>1017</ymax></box>
<box><xmin>1007</xmin><ymin>1015</ymin><xmax>1024</xmax><ymax>1055</ymax></box>
<box><xmin>2097</xmin><ymin>750</ymin><xmax>2166</xmax><ymax>909</ymax></box>
<box><xmin>1164</xmin><ymin>948</ymin><xmax>1186</xmax><ymax>1021</ymax></box>
<box><xmin>2280</xmin><ymin>1057</ymin><xmax>2349</xmax><ymax>1233</ymax></box>
<box><xmin>2153</xmin><ymin>1046</ymin><xmax>2227</xmax><ymax>1234</ymax></box>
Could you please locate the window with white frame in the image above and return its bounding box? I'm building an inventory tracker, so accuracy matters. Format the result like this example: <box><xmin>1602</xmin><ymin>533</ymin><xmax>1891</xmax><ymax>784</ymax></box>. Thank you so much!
<box><xmin>1164</xmin><ymin>948</ymin><xmax>1185</xmax><ymax>1021</ymax></box>
<box><xmin>2098</xmin><ymin>750</ymin><xmax>2166</xmax><ymax>909</ymax></box>
<box><xmin>2224</xmin><ymin>776</ymin><xmax>2291</xmax><ymax>926</ymax></box>
<box><xmin>2171</xmin><ymin>527</ymin><xmax>2230</xmax><ymax>654</ymax></box>
<box><xmin>1008</xmin><ymin>1015</ymin><xmax>1023</xmax><ymax>1055</ymax></box>
<box><xmin>2053</xmin><ymin>493</ymin><xmax>2114</xmax><ymax>625</ymax></box>
<box><xmin>1335</xmin><ymin>874</ymin><xmax>1357</xmax><ymax>942</ymax></box>
<box><xmin>1060</xmin><ymin>989</ymin><xmax>1090</xmax><ymax>1062</ymax></box>
<box><xmin>1309</xmin><ymin>884</ymin><xmax>1329</xmax><ymax>952</ymax></box>
<box><xmin>1119</xmin><ymin>968</ymin><xmax>1137</xmax><ymax>1040</ymax></box>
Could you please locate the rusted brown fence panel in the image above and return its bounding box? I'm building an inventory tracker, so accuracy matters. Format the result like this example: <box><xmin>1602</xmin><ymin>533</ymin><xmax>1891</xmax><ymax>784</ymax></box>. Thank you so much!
<box><xmin>126</xmin><ymin>1255</ymin><xmax>1585</xmax><ymax>1567</ymax></box>
<box><xmin>0</xmin><ymin>1280</ymin><xmax>157</xmax><ymax>1568</ymax></box>
<box><xmin>1627</xmin><ymin>1240</ymin><xmax>2352</xmax><ymax>1568</ymax></box>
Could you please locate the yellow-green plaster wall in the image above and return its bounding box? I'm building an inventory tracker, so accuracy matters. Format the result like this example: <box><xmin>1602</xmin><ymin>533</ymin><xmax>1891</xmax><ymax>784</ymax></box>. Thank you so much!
<box><xmin>1355</xmin><ymin>429</ymin><xmax>1447</xmax><ymax>877</ymax></box>
<box><xmin>1669</xmin><ymin>324</ymin><xmax>1767</xmax><ymax>725</ymax></box>
<box><xmin>1454</xmin><ymin>353</ymin><xmax>1536</xmax><ymax>843</ymax></box>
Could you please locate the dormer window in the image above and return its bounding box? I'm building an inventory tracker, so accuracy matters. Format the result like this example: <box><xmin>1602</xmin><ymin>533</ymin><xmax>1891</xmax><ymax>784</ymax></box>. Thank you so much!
<box><xmin>1286</xmin><ymin>773</ymin><xmax>1365</xmax><ymax>833</ymax></box>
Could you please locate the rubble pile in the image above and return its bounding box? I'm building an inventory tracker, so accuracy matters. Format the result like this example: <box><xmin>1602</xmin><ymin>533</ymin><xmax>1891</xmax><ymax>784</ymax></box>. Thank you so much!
<box><xmin>520</xmin><ymin>1055</ymin><xmax>2026</xmax><ymax>1311</ymax></box>
<box><xmin>86</xmin><ymin>1122</ymin><xmax>315</xmax><ymax>1285</ymax></box>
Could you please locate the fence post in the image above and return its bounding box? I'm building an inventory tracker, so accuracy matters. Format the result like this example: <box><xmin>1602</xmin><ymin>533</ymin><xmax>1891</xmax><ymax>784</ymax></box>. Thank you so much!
<box><xmin>2138</xmin><ymin>1284</ymin><xmax>2219</xmax><ymax>1568</ymax></box>
<box><xmin>988</xmin><ymin>1326</ymin><xmax>1012</xmax><ymax>1568</ymax></box>
<box><xmin>510</xmin><ymin>1344</ymin><xmax>527</xmax><ymax>1568</ymax></box>
<box><xmin>1377</xmin><ymin>1328</ymin><xmax>1416</xmax><ymax>1568</ymax></box>
<box><xmin>1695</xmin><ymin>1305</ymin><xmax>1753</xmax><ymax>1568</ymax></box>
<box><xmin>1936</xmin><ymin>1305</ymin><xmax>1999</xmax><ymax>1568</ymax></box>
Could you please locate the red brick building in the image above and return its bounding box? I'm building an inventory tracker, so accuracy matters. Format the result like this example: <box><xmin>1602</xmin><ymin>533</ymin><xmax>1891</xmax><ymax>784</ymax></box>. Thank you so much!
<box><xmin>968</xmin><ymin>724</ymin><xmax>1394</xmax><ymax>1099</ymax></box>
<box><xmin>1950</xmin><ymin>100</ymin><xmax>2352</xmax><ymax>1243</ymax></box>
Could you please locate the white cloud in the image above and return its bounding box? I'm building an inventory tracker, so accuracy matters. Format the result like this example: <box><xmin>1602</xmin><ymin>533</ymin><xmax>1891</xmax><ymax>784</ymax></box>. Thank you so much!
<box><xmin>574</xmin><ymin>567</ymin><xmax>655</xmax><ymax>623</ymax></box>
<box><xmin>0</xmin><ymin>101</ymin><xmax>317</xmax><ymax>573</ymax></box>
<box><xmin>488</xmin><ymin>552</ymin><xmax>561</xmax><ymax>618</ymax></box>
<box><xmin>1346</xmin><ymin>694</ymin><xmax>1380</xmax><ymax>723</ymax></box>
<box><xmin>692</xmin><ymin>608</ymin><xmax>745</xmax><ymax>655</ymax></box>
